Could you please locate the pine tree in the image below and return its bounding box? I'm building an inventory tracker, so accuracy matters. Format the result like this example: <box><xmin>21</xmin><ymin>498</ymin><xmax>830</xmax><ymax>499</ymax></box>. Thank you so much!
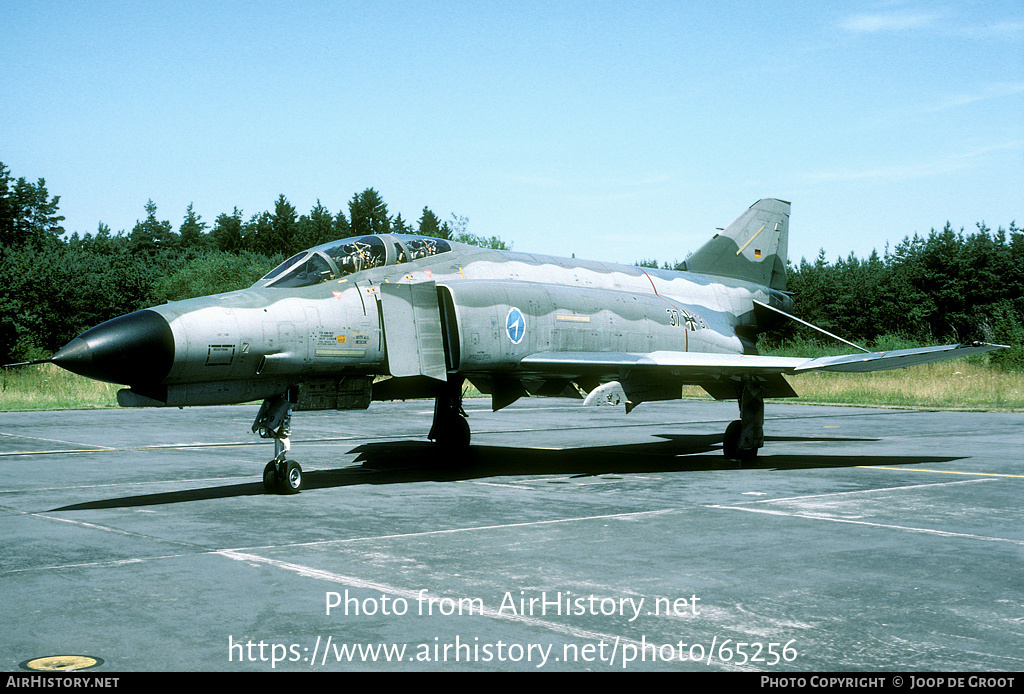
<box><xmin>0</xmin><ymin>163</ymin><xmax>65</xmax><ymax>249</ymax></box>
<box><xmin>391</xmin><ymin>212</ymin><xmax>410</xmax><ymax>234</ymax></box>
<box><xmin>212</xmin><ymin>208</ymin><xmax>244</xmax><ymax>252</ymax></box>
<box><xmin>271</xmin><ymin>194</ymin><xmax>298</xmax><ymax>254</ymax></box>
<box><xmin>297</xmin><ymin>200</ymin><xmax>337</xmax><ymax>249</ymax></box>
<box><xmin>179</xmin><ymin>203</ymin><xmax>209</xmax><ymax>250</ymax></box>
<box><xmin>418</xmin><ymin>207</ymin><xmax>441</xmax><ymax>238</ymax></box>
<box><xmin>129</xmin><ymin>200</ymin><xmax>175</xmax><ymax>255</ymax></box>
<box><xmin>334</xmin><ymin>208</ymin><xmax>352</xmax><ymax>239</ymax></box>
<box><xmin>349</xmin><ymin>188</ymin><xmax>389</xmax><ymax>235</ymax></box>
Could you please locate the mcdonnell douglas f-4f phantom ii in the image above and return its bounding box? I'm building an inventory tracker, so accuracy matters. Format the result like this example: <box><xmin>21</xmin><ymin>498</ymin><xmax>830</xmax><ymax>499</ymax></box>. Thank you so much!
<box><xmin>33</xmin><ymin>199</ymin><xmax>1005</xmax><ymax>493</ymax></box>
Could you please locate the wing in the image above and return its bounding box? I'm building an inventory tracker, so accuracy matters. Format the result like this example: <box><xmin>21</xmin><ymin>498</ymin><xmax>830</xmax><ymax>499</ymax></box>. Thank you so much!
<box><xmin>521</xmin><ymin>342</ymin><xmax>1004</xmax><ymax>376</ymax></box>
<box><xmin>517</xmin><ymin>342</ymin><xmax>1007</xmax><ymax>405</ymax></box>
<box><xmin>520</xmin><ymin>350</ymin><xmax>807</xmax><ymax>375</ymax></box>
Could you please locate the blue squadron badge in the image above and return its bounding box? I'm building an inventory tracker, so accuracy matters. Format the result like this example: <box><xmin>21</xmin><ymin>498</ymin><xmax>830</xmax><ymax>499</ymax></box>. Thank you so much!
<box><xmin>506</xmin><ymin>307</ymin><xmax>526</xmax><ymax>344</ymax></box>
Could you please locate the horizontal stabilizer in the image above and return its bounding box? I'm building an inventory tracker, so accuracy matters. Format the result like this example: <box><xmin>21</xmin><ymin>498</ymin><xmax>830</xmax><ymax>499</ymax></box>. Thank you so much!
<box><xmin>793</xmin><ymin>342</ymin><xmax>1008</xmax><ymax>373</ymax></box>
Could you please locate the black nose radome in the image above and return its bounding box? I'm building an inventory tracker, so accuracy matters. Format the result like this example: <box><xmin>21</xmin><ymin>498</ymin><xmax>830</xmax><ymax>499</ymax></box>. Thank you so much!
<box><xmin>51</xmin><ymin>310</ymin><xmax>174</xmax><ymax>386</ymax></box>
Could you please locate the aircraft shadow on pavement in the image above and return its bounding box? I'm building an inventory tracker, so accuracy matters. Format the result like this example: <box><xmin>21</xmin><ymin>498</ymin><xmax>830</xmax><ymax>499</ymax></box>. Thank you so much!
<box><xmin>50</xmin><ymin>432</ymin><xmax>965</xmax><ymax>512</ymax></box>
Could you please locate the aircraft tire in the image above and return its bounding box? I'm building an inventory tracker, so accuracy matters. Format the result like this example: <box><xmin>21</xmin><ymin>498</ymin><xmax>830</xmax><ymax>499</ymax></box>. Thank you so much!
<box><xmin>722</xmin><ymin>420</ymin><xmax>757</xmax><ymax>463</ymax></box>
<box><xmin>281</xmin><ymin>460</ymin><xmax>303</xmax><ymax>494</ymax></box>
<box><xmin>263</xmin><ymin>461</ymin><xmax>279</xmax><ymax>493</ymax></box>
<box><xmin>722</xmin><ymin>420</ymin><xmax>740</xmax><ymax>459</ymax></box>
<box><xmin>435</xmin><ymin>415</ymin><xmax>471</xmax><ymax>451</ymax></box>
<box><xmin>262</xmin><ymin>460</ymin><xmax>303</xmax><ymax>493</ymax></box>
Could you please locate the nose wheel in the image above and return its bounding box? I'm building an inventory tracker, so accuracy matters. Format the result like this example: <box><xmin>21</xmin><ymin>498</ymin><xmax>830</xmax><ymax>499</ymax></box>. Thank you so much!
<box><xmin>263</xmin><ymin>459</ymin><xmax>303</xmax><ymax>494</ymax></box>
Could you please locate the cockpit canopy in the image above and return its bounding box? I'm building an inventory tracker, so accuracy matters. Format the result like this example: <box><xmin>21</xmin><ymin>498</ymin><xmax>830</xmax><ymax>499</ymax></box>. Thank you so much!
<box><xmin>258</xmin><ymin>234</ymin><xmax>453</xmax><ymax>289</ymax></box>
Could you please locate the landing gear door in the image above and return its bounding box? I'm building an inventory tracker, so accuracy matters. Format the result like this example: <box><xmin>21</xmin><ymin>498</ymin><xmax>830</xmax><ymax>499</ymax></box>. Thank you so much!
<box><xmin>378</xmin><ymin>280</ymin><xmax>448</xmax><ymax>382</ymax></box>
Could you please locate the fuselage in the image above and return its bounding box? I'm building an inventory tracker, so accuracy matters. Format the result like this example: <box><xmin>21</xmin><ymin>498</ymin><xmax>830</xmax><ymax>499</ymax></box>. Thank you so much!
<box><xmin>52</xmin><ymin>233</ymin><xmax>792</xmax><ymax>408</ymax></box>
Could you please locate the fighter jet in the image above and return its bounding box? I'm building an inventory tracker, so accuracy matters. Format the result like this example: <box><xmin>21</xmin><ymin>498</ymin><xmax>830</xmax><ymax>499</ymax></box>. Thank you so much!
<box><xmin>35</xmin><ymin>199</ymin><xmax>1005</xmax><ymax>493</ymax></box>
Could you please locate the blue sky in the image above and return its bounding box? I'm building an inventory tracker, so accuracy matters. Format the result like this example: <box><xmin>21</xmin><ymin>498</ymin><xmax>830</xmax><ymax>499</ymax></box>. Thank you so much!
<box><xmin>3</xmin><ymin>0</ymin><xmax>1022</xmax><ymax>266</ymax></box>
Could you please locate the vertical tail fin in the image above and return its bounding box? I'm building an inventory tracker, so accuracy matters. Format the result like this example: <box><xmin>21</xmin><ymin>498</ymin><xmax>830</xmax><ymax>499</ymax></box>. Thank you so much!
<box><xmin>682</xmin><ymin>199</ymin><xmax>790</xmax><ymax>290</ymax></box>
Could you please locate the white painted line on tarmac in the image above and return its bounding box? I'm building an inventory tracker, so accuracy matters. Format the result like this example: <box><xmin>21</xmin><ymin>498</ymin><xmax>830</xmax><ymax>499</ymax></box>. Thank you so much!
<box><xmin>714</xmin><ymin>478</ymin><xmax>993</xmax><ymax>506</ymax></box>
<box><xmin>707</xmin><ymin>503</ymin><xmax>1024</xmax><ymax>546</ymax></box>
<box><xmin>707</xmin><ymin>478</ymin><xmax>1024</xmax><ymax>546</ymax></box>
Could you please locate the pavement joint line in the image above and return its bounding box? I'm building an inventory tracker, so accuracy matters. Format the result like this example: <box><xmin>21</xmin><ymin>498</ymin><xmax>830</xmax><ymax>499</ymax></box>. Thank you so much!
<box><xmin>223</xmin><ymin>508</ymin><xmax>684</xmax><ymax>553</ymax></box>
<box><xmin>709</xmin><ymin>478</ymin><xmax>994</xmax><ymax>507</ymax></box>
<box><xmin>0</xmin><ymin>504</ymin><xmax>210</xmax><ymax>552</ymax></box>
<box><xmin>455</xmin><ymin>480</ymin><xmax>539</xmax><ymax>490</ymax></box>
<box><xmin>0</xmin><ymin>443</ymin><xmax>261</xmax><ymax>457</ymax></box>
<box><xmin>705</xmin><ymin>503</ymin><xmax>1024</xmax><ymax>546</ymax></box>
<box><xmin>858</xmin><ymin>465</ymin><xmax>1024</xmax><ymax>479</ymax></box>
<box><xmin>0</xmin><ymin>431</ymin><xmax>118</xmax><ymax>451</ymax></box>
<box><xmin>0</xmin><ymin>552</ymin><xmax>198</xmax><ymax>575</ymax></box>
<box><xmin>0</xmin><ymin>474</ymin><xmax>263</xmax><ymax>494</ymax></box>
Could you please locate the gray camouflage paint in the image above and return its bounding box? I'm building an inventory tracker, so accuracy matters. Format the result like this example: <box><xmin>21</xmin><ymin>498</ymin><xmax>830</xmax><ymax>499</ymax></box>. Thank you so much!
<box><xmin>123</xmin><ymin>199</ymin><xmax>793</xmax><ymax>410</ymax></box>
<box><xmin>83</xmin><ymin>198</ymin><xmax>1000</xmax><ymax>414</ymax></box>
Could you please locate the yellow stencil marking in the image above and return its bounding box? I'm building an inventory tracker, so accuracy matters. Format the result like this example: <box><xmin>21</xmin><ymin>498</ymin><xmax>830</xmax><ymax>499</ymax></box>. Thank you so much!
<box><xmin>736</xmin><ymin>224</ymin><xmax>766</xmax><ymax>255</ymax></box>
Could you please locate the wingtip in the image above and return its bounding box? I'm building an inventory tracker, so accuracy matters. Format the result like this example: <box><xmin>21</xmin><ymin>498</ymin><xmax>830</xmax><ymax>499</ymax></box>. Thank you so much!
<box><xmin>964</xmin><ymin>341</ymin><xmax>1011</xmax><ymax>351</ymax></box>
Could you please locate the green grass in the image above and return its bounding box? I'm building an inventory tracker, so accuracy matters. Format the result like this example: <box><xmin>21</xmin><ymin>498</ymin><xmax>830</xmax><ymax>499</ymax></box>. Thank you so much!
<box><xmin>758</xmin><ymin>336</ymin><xmax>1024</xmax><ymax>411</ymax></box>
<box><xmin>1</xmin><ymin>363</ymin><xmax>121</xmax><ymax>411</ymax></box>
<box><xmin>776</xmin><ymin>361</ymin><xmax>1024</xmax><ymax>411</ymax></box>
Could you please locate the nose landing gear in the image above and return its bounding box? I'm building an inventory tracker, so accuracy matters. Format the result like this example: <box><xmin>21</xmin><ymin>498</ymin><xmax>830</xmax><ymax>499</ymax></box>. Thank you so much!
<box><xmin>254</xmin><ymin>388</ymin><xmax>303</xmax><ymax>494</ymax></box>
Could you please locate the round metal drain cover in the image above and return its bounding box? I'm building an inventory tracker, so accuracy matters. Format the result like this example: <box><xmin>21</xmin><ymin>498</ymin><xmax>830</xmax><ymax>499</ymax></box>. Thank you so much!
<box><xmin>19</xmin><ymin>655</ymin><xmax>104</xmax><ymax>671</ymax></box>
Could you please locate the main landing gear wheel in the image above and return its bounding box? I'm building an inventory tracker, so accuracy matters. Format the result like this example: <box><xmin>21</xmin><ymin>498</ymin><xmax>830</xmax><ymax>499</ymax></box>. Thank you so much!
<box><xmin>722</xmin><ymin>420</ymin><xmax>757</xmax><ymax>463</ymax></box>
<box><xmin>433</xmin><ymin>414</ymin><xmax>471</xmax><ymax>451</ymax></box>
<box><xmin>263</xmin><ymin>460</ymin><xmax>303</xmax><ymax>494</ymax></box>
<box><xmin>429</xmin><ymin>376</ymin><xmax>471</xmax><ymax>452</ymax></box>
<box><xmin>723</xmin><ymin>379</ymin><xmax>766</xmax><ymax>463</ymax></box>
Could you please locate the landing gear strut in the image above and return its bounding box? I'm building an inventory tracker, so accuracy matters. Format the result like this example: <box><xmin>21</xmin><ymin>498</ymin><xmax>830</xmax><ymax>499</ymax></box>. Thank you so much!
<box><xmin>723</xmin><ymin>379</ymin><xmax>764</xmax><ymax>462</ymax></box>
<box><xmin>429</xmin><ymin>376</ymin><xmax>470</xmax><ymax>450</ymax></box>
<box><xmin>254</xmin><ymin>388</ymin><xmax>303</xmax><ymax>494</ymax></box>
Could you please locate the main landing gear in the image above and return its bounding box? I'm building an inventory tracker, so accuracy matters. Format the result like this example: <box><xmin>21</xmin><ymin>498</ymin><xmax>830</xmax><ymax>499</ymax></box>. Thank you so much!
<box><xmin>254</xmin><ymin>389</ymin><xmax>303</xmax><ymax>494</ymax></box>
<box><xmin>428</xmin><ymin>376</ymin><xmax>470</xmax><ymax>451</ymax></box>
<box><xmin>723</xmin><ymin>379</ymin><xmax>765</xmax><ymax>463</ymax></box>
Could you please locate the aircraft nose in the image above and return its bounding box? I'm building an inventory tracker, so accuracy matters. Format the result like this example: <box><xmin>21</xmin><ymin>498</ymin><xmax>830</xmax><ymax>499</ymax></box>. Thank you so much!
<box><xmin>51</xmin><ymin>310</ymin><xmax>175</xmax><ymax>385</ymax></box>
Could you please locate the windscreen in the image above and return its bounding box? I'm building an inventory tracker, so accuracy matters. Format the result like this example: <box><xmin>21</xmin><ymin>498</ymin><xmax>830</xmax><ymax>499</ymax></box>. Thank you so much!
<box><xmin>270</xmin><ymin>253</ymin><xmax>335</xmax><ymax>288</ymax></box>
<box><xmin>260</xmin><ymin>251</ymin><xmax>308</xmax><ymax>282</ymax></box>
